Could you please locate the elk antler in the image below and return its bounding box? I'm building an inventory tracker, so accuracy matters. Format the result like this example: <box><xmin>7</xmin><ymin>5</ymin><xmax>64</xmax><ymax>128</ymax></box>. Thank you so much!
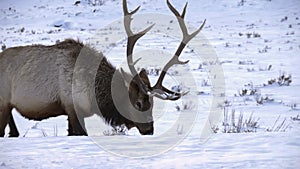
<box><xmin>123</xmin><ymin>0</ymin><xmax>155</xmax><ymax>94</ymax></box>
<box><xmin>150</xmin><ymin>0</ymin><xmax>206</xmax><ymax>100</ymax></box>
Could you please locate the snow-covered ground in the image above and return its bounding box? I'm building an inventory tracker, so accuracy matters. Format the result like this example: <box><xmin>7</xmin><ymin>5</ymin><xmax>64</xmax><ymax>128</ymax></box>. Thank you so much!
<box><xmin>0</xmin><ymin>0</ymin><xmax>299</xmax><ymax>168</ymax></box>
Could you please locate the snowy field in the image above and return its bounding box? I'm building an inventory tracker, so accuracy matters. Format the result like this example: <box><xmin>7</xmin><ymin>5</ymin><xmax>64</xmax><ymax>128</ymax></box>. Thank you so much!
<box><xmin>0</xmin><ymin>0</ymin><xmax>300</xmax><ymax>168</ymax></box>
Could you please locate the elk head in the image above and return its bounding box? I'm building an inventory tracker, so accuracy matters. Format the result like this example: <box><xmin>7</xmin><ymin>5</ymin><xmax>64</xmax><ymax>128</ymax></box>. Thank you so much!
<box><xmin>120</xmin><ymin>0</ymin><xmax>206</xmax><ymax>135</ymax></box>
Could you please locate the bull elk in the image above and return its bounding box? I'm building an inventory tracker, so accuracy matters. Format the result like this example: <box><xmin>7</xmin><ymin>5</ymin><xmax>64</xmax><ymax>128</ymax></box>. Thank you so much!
<box><xmin>0</xmin><ymin>0</ymin><xmax>205</xmax><ymax>137</ymax></box>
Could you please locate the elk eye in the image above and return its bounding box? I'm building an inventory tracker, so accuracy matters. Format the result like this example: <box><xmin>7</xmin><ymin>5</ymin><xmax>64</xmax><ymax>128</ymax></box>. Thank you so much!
<box><xmin>135</xmin><ymin>101</ymin><xmax>142</xmax><ymax>110</ymax></box>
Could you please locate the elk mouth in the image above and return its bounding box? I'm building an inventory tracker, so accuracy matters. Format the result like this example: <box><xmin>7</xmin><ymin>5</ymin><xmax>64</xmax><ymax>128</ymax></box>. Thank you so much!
<box><xmin>140</xmin><ymin>130</ymin><xmax>153</xmax><ymax>135</ymax></box>
<box><xmin>136</xmin><ymin>122</ymin><xmax>154</xmax><ymax>135</ymax></box>
<box><xmin>140</xmin><ymin>130</ymin><xmax>154</xmax><ymax>135</ymax></box>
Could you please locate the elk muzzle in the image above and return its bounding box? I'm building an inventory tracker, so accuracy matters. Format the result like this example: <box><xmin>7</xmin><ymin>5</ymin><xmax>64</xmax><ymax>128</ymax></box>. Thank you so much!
<box><xmin>135</xmin><ymin>122</ymin><xmax>154</xmax><ymax>135</ymax></box>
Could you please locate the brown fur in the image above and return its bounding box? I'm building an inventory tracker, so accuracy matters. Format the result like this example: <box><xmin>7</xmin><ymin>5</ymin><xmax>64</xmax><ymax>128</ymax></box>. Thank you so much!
<box><xmin>0</xmin><ymin>39</ymin><xmax>153</xmax><ymax>136</ymax></box>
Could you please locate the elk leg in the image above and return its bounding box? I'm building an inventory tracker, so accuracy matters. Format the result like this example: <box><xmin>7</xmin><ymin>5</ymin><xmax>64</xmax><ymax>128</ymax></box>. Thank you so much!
<box><xmin>0</xmin><ymin>107</ymin><xmax>10</xmax><ymax>137</ymax></box>
<box><xmin>8</xmin><ymin>113</ymin><xmax>19</xmax><ymax>137</ymax></box>
<box><xmin>67</xmin><ymin>112</ymin><xmax>87</xmax><ymax>136</ymax></box>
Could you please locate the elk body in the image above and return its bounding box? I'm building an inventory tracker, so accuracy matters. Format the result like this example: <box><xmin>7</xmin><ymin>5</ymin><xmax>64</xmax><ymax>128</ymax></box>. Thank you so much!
<box><xmin>0</xmin><ymin>0</ymin><xmax>205</xmax><ymax>137</ymax></box>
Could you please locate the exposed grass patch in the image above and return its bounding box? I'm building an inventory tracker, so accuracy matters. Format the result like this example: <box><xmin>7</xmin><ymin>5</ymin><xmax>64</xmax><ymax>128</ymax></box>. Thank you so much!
<box><xmin>211</xmin><ymin>108</ymin><xmax>260</xmax><ymax>133</ymax></box>
<box><xmin>264</xmin><ymin>72</ymin><xmax>292</xmax><ymax>86</ymax></box>
<box><xmin>176</xmin><ymin>100</ymin><xmax>195</xmax><ymax>111</ymax></box>
<box><xmin>212</xmin><ymin>108</ymin><xmax>291</xmax><ymax>133</ymax></box>
<box><xmin>103</xmin><ymin>125</ymin><xmax>127</xmax><ymax>136</ymax></box>
<box><xmin>290</xmin><ymin>114</ymin><xmax>300</xmax><ymax>121</ymax></box>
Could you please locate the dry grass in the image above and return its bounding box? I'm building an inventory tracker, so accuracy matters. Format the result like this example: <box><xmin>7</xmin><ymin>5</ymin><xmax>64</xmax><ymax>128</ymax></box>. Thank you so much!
<box><xmin>103</xmin><ymin>125</ymin><xmax>127</xmax><ymax>136</ymax></box>
<box><xmin>266</xmin><ymin>115</ymin><xmax>289</xmax><ymax>132</ymax></box>
<box><xmin>211</xmin><ymin>108</ymin><xmax>260</xmax><ymax>133</ymax></box>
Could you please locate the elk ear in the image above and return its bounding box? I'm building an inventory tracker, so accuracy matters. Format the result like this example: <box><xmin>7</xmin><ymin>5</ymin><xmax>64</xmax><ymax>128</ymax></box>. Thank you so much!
<box><xmin>120</xmin><ymin>68</ymin><xmax>132</xmax><ymax>88</ymax></box>
<box><xmin>139</xmin><ymin>68</ymin><xmax>151</xmax><ymax>87</ymax></box>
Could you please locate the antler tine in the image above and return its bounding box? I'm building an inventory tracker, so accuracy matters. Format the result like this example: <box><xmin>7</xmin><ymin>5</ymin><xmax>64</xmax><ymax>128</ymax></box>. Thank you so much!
<box><xmin>123</xmin><ymin>0</ymin><xmax>154</xmax><ymax>94</ymax></box>
<box><xmin>167</xmin><ymin>0</ymin><xmax>206</xmax><ymax>43</ymax></box>
<box><xmin>123</xmin><ymin>0</ymin><xmax>140</xmax><ymax>16</ymax></box>
<box><xmin>151</xmin><ymin>0</ymin><xmax>206</xmax><ymax>100</ymax></box>
<box><xmin>123</xmin><ymin>0</ymin><xmax>155</xmax><ymax>42</ymax></box>
<box><xmin>151</xmin><ymin>87</ymin><xmax>189</xmax><ymax>100</ymax></box>
<box><xmin>167</xmin><ymin>0</ymin><xmax>189</xmax><ymax>37</ymax></box>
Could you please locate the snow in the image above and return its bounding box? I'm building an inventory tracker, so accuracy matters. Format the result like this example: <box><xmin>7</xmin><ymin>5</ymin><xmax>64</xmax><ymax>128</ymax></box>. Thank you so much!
<box><xmin>1</xmin><ymin>132</ymin><xmax>299</xmax><ymax>168</ymax></box>
<box><xmin>0</xmin><ymin>0</ymin><xmax>300</xmax><ymax>168</ymax></box>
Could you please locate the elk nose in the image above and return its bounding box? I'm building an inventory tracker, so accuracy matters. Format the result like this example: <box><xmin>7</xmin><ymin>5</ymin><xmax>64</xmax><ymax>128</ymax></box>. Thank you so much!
<box><xmin>136</xmin><ymin>122</ymin><xmax>154</xmax><ymax>135</ymax></box>
<box><xmin>141</xmin><ymin>125</ymin><xmax>154</xmax><ymax>135</ymax></box>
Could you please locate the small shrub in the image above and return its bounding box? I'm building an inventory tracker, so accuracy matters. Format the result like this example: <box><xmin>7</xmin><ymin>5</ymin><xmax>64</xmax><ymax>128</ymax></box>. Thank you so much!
<box><xmin>256</xmin><ymin>95</ymin><xmax>274</xmax><ymax>105</ymax></box>
<box><xmin>171</xmin><ymin>84</ymin><xmax>183</xmax><ymax>93</ymax></box>
<box><xmin>246</xmin><ymin>33</ymin><xmax>252</xmax><ymax>38</ymax></box>
<box><xmin>1</xmin><ymin>44</ymin><xmax>6</xmax><ymax>51</ymax></box>
<box><xmin>265</xmin><ymin>73</ymin><xmax>292</xmax><ymax>86</ymax></box>
<box><xmin>87</xmin><ymin>0</ymin><xmax>106</xmax><ymax>6</ymax></box>
<box><xmin>103</xmin><ymin>125</ymin><xmax>127</xmax><ymax>136</ymax></box>
<box><xmin>144</xmin><ymin>66</ymin><xmax>161</xmax><ymax>76</ymax></box>
<box><xmin>291</xmin><ymin>114</ymin><xmax>300</xmax><ymax>121</ymax></box>
<box><xmin>258</xmin><ymin>64</ymin><xmax>272</xmax><ymax>71</ymax></box>
<box><xmin>238</xmin><ymin>60</ymin><xmax>254</xmax><ymax>65</ymax></box>
<box><xmin>176</xmin><ymin>101</ymin><xmax>195</xmax><ymax>111</ymax></box>
<box><xmin>194</xmin><ymin>64</ymin><xmax>204</xmax><ymax>70</ymax></box>
<box><xmin>244</xmin><ymin>32</ymin><xmax>261</xmax><ymax>38</ymax></box>
<box><xmin>222</xmin><ymin>99</ymin><xmax>232</xmax><ymax>107</ymax></box>
<box><xmin>238</xmin><ymin>84</ymin><xmax>259</xmax><ymax>97</ymax></box>
<box><xmin>201</xmin><ymin>79</ymin><xmax>210</xmax><ymax>87</ymax></box>
<box><xmin>253</xmin><ymin>32</ymin><xmax>261</xmax><ymax>38</ymax></box>
<box><xmin>212</xmin><ymin>108</ymin><xmax>260</xmax><ymax>133</ymax></box>
<box><xmin>237</xmin><ymin>0</ymin><xmax>246</xmax><ymax>6</ymax></box>
<box><xmin>280</xmin><ymin>16</ymin><xmax>288</xmax><ymax>22</ymax></box>
<box><xmin>210</xmin><ymin>121</ymin><xmax>219</xmax><ymax>133</ymax></box>
<box><xmin>20</xmin><ymin>27</ymin><xmax>25</xmax><ymax>33</ymax></box>
<box><xmin>277</xmin><ymin>74</ymin><xmax>292</xmax><ymax>86</ymax></box>
<box><xmin>258</xmin><ymin>45</ymin><xmax>271</xmax><ymax>53</ymax></box>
